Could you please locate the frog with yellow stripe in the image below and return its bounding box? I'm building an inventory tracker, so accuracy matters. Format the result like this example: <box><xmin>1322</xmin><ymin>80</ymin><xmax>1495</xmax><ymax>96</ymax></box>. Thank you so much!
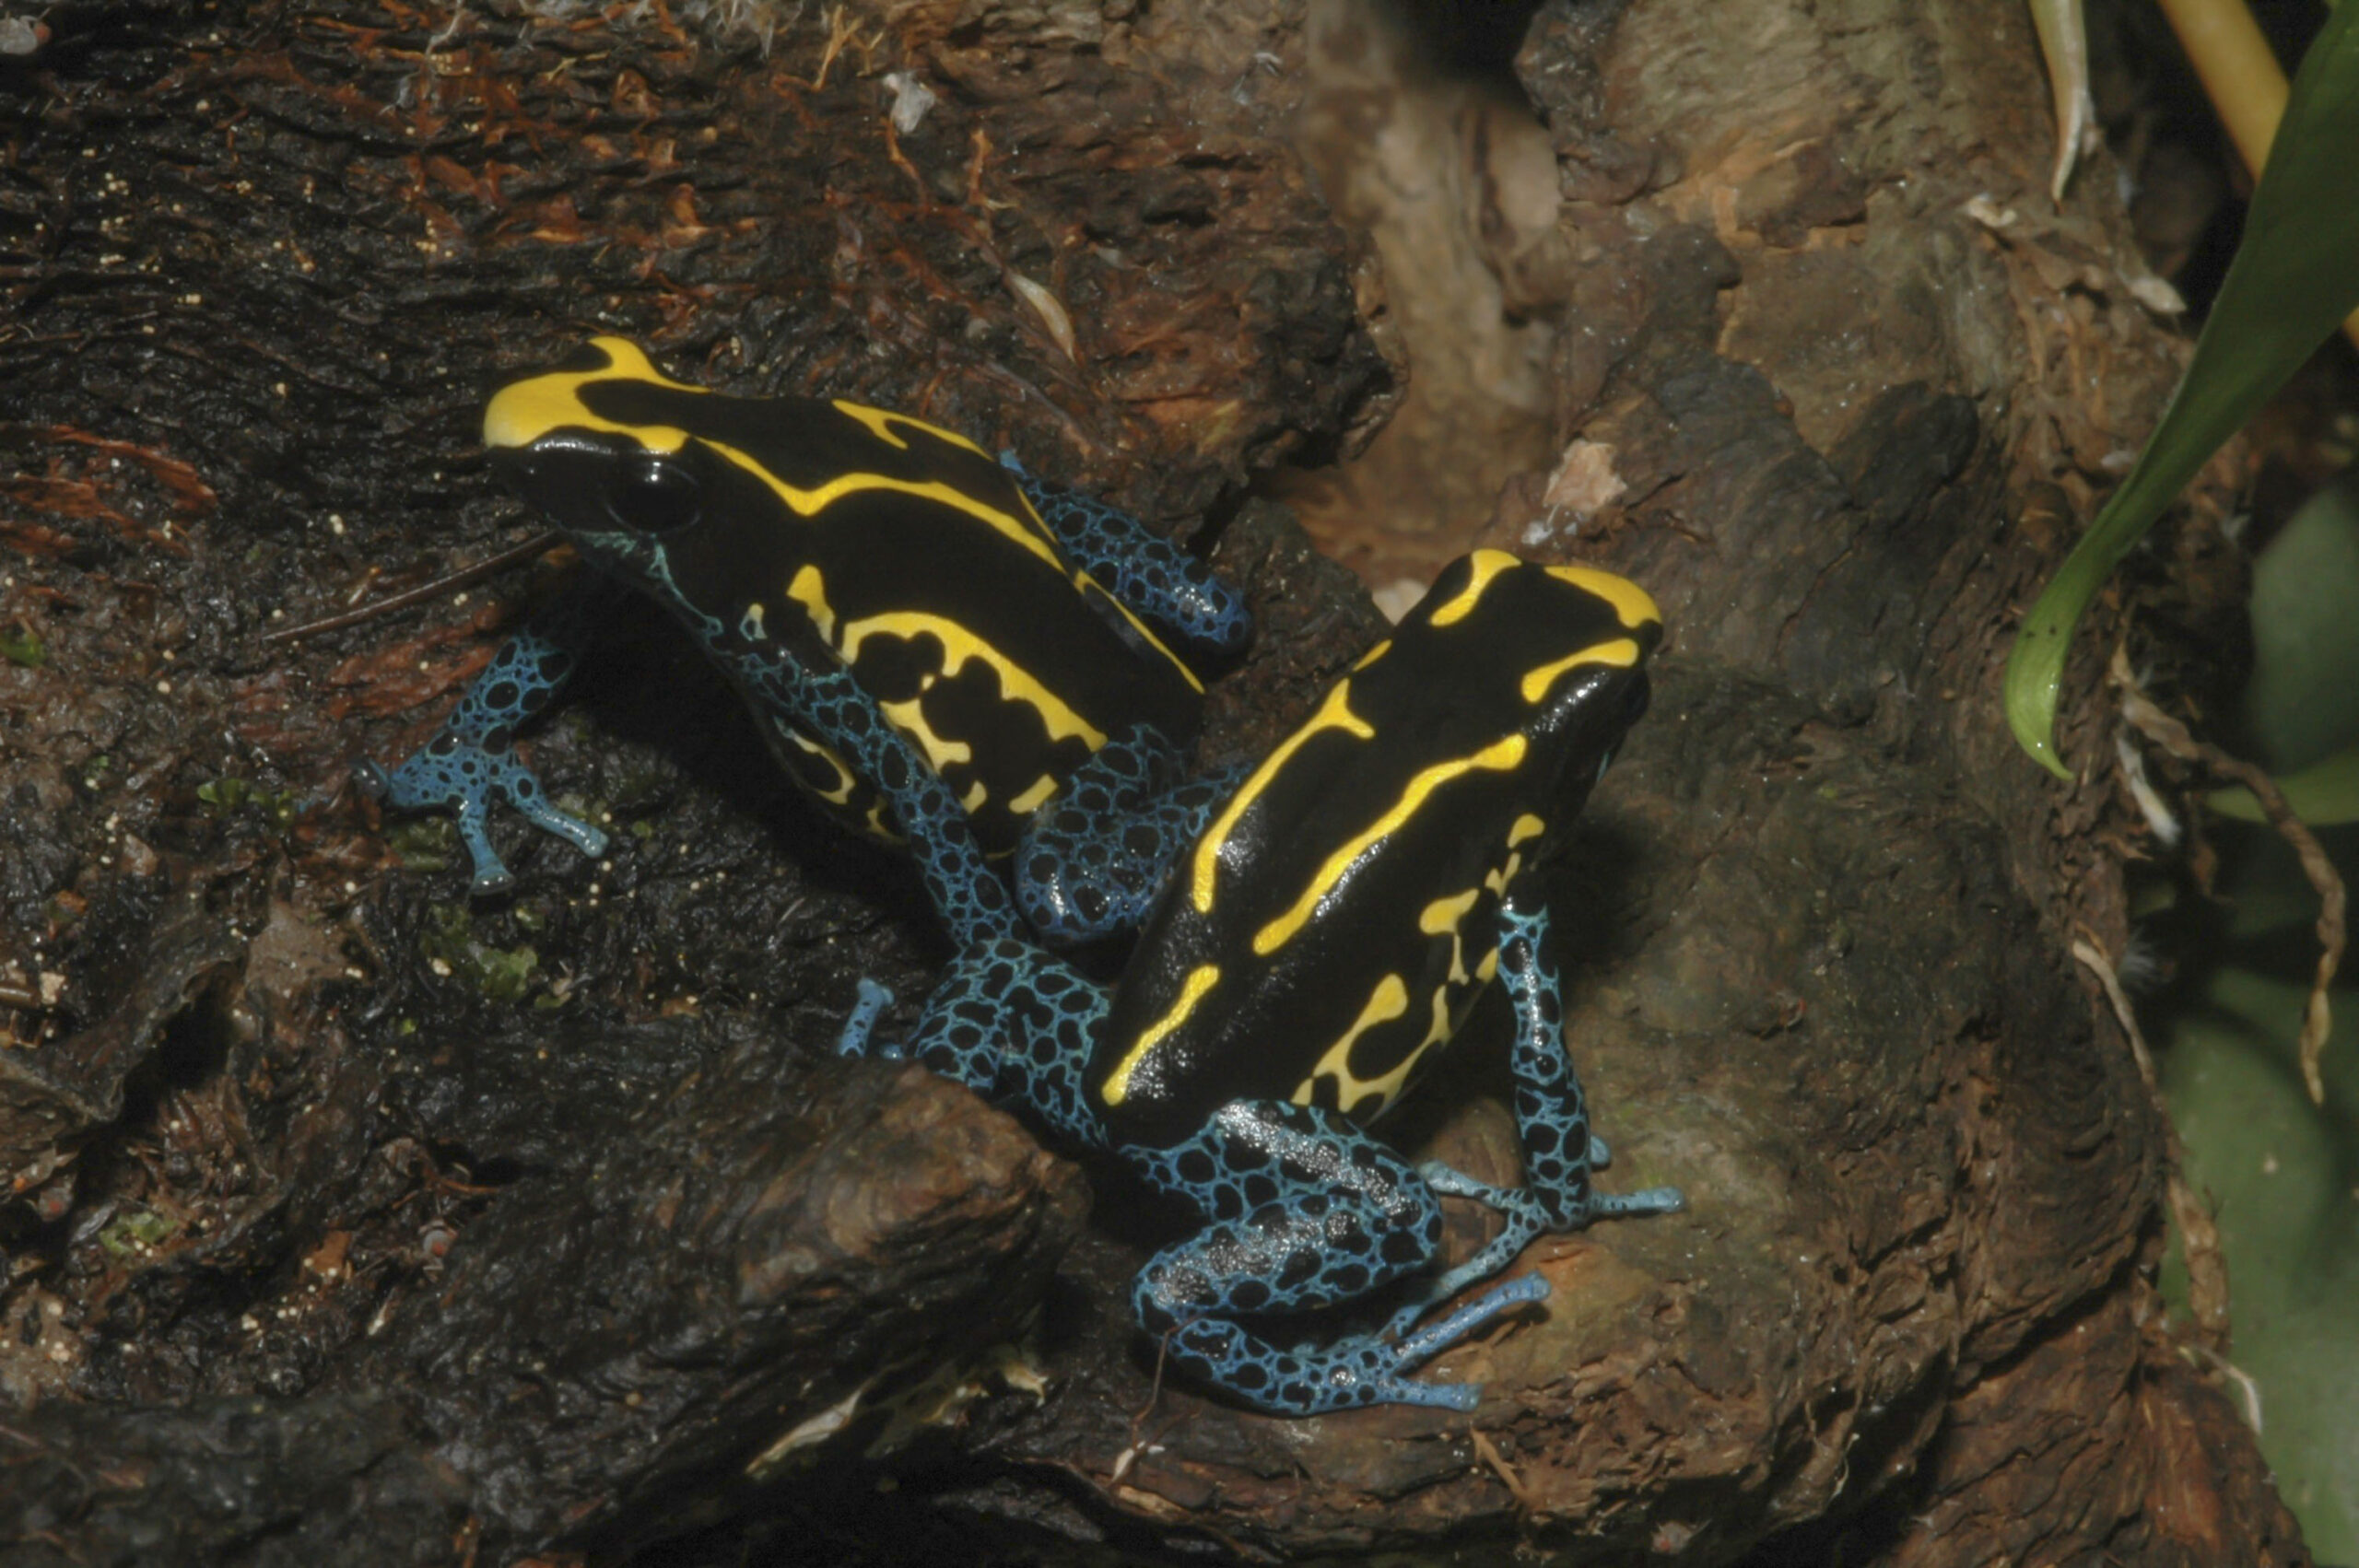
<box><xmin>362</xmin><ymin>338</ymin><xmax>1249</xmax><ymax>948</ymax></box>
<box><xmin>840</xmin><ymin>550</ymin><xmax>1684</xmax><ymax>1413</ymax></box>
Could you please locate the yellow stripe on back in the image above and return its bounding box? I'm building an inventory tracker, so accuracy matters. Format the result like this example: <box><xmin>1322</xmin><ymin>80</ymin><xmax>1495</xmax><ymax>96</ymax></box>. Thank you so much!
<box><xmin>706</xmin><ymin>439</ymin><xmax>1065</xmax><ymax>574</ymax></box>
<box><xmin>1191</xmin><ymin>683</ymin><xmax>1375</xmax><ymax>915</ymax></box>
<box><xmin>840</xmin><ymin>611</ymin><xmax>1109</xmax><ymax>749</ymax></box>
<box><xmin>1101</xmin><ymin>964</ymin><xmax>1222</xmax><ymax>1106</ymax></box>
<box><xmin>1250</xmin><ymin>733</ymin><xmax>1530</xmax><ymax>957</ymax></box>
<box><xmin>1072</xmin><ymin>569</ymin><xmax>1203</xmax><ymax>695</ymax></box>
<box><xmin>829</xmin><ymin>400</ymin><xmax>992</xmax><ymax>459</ymax></box>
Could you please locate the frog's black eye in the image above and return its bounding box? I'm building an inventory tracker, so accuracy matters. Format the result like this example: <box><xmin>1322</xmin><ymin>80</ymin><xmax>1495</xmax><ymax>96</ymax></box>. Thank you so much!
<box><xmin>606</xmin><ymin>457</ymin><xmax>701</xmax><ymax>534</ymax></box>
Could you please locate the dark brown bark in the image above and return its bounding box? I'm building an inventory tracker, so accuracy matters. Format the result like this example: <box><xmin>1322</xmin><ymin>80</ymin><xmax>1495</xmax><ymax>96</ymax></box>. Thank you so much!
<box><xmin>0</xmin><ymin>0</ymin><xmax>2301</xmax><ymax>1563</ymax></box>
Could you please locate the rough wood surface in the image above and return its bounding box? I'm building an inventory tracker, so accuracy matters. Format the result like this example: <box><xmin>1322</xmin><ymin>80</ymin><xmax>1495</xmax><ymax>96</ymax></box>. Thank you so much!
<box><xmin>0</xmin><ymin>0</ymin><xmax>2307</xmax><ymax>1563</ymax></box>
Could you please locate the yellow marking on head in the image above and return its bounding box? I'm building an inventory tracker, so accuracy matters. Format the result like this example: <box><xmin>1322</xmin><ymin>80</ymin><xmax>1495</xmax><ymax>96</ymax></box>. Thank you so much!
<box><xmin>1352</xmin><ymin>639</ymin><xmax>1392</xmax><ymax>672</ymax></box>
<box><xmin>1006</xmin><ymin>775</ymin><xmax>1060</xmax><ymax>815</ymax></box>
<box><xmin>786</xmin><ymin>567</ymin><xmax>836</xmax><ymax>643</ymax></box>
<box><xmin>1475</xmin><ymin>948</ymin><xmax>1499</xmax><ymax>982</ymax></box>
<box><xmin>1419</xmin><ymin>889</ymin><xmax>1480</xmax><ymax>936</ymax></box>
<box><xmin>1519</xmin><ymin>638</ymin><xmax>1642</xmax><ymax>704</ymax></box>
<box><xmin>1191</xmin><ymin>683</ymin><xmax>1376</xmax><ymax>915</ymax></box>
<box><xmin>878</xmin><ymin>696</ymin><xmax>976</xmax><ymax>772</ymax></box>
<box><xmin>483</xmin><ymin>337</ymin><xmax>708</xmax><ymax>451</ymax></box>
<box><xmin>1426</xmin><ymin>550</ymin><xmax>1522</xmax><ymax>627</ymax></box>
<box><xmin>959</xmin><ymin>778</ymin><xmax>989</xmax><ymax>813</ymax></box>
<box><xmin>830</xmin><ymin>400</ymin><xmax>992</xmax><ymax>459</ymax></box>
<box><xmin>1543</xmin><ymin>563</ymin><xmax>1661</xmax><ymax>632</ymax></box>
<box><xmin>1508</xmin><ymin>813</ymin><xmax>1546</xmax><ymax>847</ymax></box>
<box><xmin>744</xmin><ymin>602</ymin><xmax>769</xmax><ymax>640</ymax></box>
<box><xmin>1250</xmin><ymin>734</ymin><xmax>1530</xmax><ymax>956</ymax></box>
<box><xmin>1483</xmin><ymin>849</ymin><xmax>1525</xmax><ymax>897</ymax></box>
<box><xmin>1100</xmin><ymin>964</ymin><xmax>1222</xmax><ymax>1106</ymax></box>
<box><xmin>864</xmin><ymin>799</ymin><xmax>904</xmax><ymax>844</ymax></box>
<box><xmin>844</xmin><ymin>613</ymin><xmax>1107</xmax><ymax>749</ymax></box>
<box><xmin>1294</xmin><ymin>974</ymin><xmax>1410</xmax><ymax>1117</ymax></box>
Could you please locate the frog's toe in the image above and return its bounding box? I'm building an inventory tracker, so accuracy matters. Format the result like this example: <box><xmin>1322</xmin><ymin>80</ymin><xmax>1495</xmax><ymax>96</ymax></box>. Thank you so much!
<box><xmin>1599</xmin><ymin>1183</ymin><xmax>1684</xmax><ymax>1217</ymax></box>
<box><xmin>839</xmin><ymin>977</ymin><xmax>896</xmax><ymax>1058</ymax></box>
<box><xmin>449</xmin><ymin>801</ymin><xmax>518</xmax><ymax>896</ymax></box>
<box><xmin>1375</xmin><ymin>1375</ymin><xmax>1483</xmax><ymax>1411</ymax></box>
<box><xmin>1391</xmin><ymin>1271</ymin><xmax>1549</xmax><ymax>1357</ymax></box>
<box><xmin>504</xmin><ymin>776</ymin><xmax>609</xmax><ymax>859</ymax></box>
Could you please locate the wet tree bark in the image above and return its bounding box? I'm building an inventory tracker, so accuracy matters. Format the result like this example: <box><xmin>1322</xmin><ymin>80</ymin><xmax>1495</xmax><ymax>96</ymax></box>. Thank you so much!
<box><xmin>0</xmin><ymin>0</ymin><xmax>2306</xmax><ymax>1564</ymax></box>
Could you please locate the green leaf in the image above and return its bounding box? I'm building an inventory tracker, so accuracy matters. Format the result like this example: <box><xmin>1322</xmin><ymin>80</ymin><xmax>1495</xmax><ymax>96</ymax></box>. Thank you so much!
<box><xmin>2004</xmin><ymin>2</ymin><xmax>2359</xmax><ymax>778</ymax></box>
<box><xmin>2208</xmin><ymin>742</ymin><xmax>2359</xmax><ymax>825</ymax></box>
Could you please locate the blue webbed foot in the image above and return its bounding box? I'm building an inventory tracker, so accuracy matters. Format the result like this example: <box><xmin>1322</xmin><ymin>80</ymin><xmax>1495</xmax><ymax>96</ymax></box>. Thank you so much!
<box><xmin>358</xmin><ymin>743</ymin><xmax>607</xmax><ymax>896</ymax></box>
<box><xmin>359</xmin><ymin>583</ymin><xmax>611</xmax><ymax>895</ymax></box>
<box><xmin>1382</xmin><ymin>1163</ymin><xmax>1683</xmax><ymax>1341</ymax></box>
<box><xmin>1155</xmin><ymin>1271</ymin><xmax>1550</xmax><ymax>1415</ymax></box>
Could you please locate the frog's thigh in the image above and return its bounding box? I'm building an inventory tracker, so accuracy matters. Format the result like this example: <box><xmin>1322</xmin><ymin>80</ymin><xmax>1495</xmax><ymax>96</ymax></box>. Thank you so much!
<box><xmin>1014</xmin><ymin>726</ymin><xmax>1247</xmax><ymax>944</ymax></box>
<box><xmin>1003</xmin><ymin>459</ymin><xmax>1250</xmax><ymax>653</ymax></box>
<box><xmin>1125</xmin><ymin>1100</ymin><xmax>1444</xmax><ymax>1324</ymax></box>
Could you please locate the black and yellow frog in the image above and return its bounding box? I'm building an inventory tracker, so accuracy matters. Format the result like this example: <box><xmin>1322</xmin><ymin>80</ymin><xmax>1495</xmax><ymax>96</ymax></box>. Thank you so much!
<box><xmin>841</xmin><ymin>550</ymin><xmax>1684</xmax><ymax>1413</ymax></box>
<box><xmin>362</xmin><ymin>338</ymin><xmax>1249</xmax><ymax>947</ymax></box>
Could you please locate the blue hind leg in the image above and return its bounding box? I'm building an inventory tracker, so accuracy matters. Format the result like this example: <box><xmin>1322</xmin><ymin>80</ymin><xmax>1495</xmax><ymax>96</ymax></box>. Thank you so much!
<box><xmin>1013</xmin><ymin>724</ymin><xmax>1248</xmax><ymax>944</ymax></box>
<box><xmin>1125</xmin><ymin>1101</ymin><xmax>1549</xmax><ymax>1414</ymax></box>
<box><xmin>358</xmin><ymin>578</ymin><xmax>616</xmax><ymax>895</ymax></box>
<box><xmin>1385</xmin><ymin>895</ymin><xmax>1683</xmax><ymax>1338</ymax></box>
<box><xmin>1002</xmin><ymin>453</ymin><xmax>1250</xmax><ymax>654</ymax></box>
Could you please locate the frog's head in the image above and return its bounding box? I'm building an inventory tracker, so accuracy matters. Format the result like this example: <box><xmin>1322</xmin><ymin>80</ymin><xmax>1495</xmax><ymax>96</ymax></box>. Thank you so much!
<box><xmin>1392</xmin><ymin>549</ymin><xmax>1661</xmax><ymax>818</ymax></box>
<box><xmin>481</xmin><ymin>337</ymin><xmax>723</xmax><ymax>585</ymax></box>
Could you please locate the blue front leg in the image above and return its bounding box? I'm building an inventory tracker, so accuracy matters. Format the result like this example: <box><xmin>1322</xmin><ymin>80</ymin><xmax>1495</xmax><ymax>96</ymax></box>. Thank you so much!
<box><xmin>1003</xmin><ymin>454</ymin><xmax>1250</xmax><ymax>654</ymax></box>
<box><xmin>1013</xmin><ymin>724</ymin><xmax>1250</xmax><ymax>944</ymax></box>
<box><xmin>1125</xmin><ymin>1101</ymin><xmax>1550</xmax><ymax>1414</ymax></box>
<box><xmin>358</xmin><ymin>579</ymin><xmax>616</xmax><ymax>895</ymax></box>
<box><xmin>1385</xmin><ymin>895</ymin><xmax>1683</xmax><ymax>1337</ymax></box>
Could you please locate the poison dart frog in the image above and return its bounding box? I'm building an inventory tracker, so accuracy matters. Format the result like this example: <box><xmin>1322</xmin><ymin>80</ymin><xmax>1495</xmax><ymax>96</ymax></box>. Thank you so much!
<box><xmin>360</xmin><ymin>338</ymin><xmax>1250</xmax><ymax>948</ymax></box>
<box><xmin>840</xmin><ymin>550</ymin><xmax>1684</xmax><ymax>1414</ymax></box>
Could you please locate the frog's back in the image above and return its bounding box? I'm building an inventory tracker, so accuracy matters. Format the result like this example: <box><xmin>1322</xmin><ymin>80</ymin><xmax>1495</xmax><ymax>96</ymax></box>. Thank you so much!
<box><xmin>1088</xmin><ymin>553</ymin><xmax>1660</xmax><ymax>1149</ymax></box>
<box><xmin>487</xmin><ymin>341</ymin><xmax>1209</xmax><ymax>852</ymax></box>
